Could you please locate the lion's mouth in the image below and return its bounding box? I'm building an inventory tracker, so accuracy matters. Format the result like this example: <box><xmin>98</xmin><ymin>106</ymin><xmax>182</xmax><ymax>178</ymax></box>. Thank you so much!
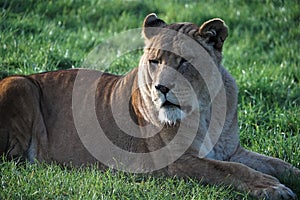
<box><xmin>161</xmin><ymin>100</ymin><xmax>192</xmax><ymax>114</ymax></box>
<box><xmin>161</xmin><ymin>100</ymin><xmax>181</xmax><ymax>109</ymax></box>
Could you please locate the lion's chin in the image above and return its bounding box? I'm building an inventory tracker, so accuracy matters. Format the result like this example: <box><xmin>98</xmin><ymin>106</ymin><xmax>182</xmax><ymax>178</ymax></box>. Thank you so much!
<box><xmin>158</xmin><ymin>106</ymin><xmax>186</xmax><ymax>126</ymax></box>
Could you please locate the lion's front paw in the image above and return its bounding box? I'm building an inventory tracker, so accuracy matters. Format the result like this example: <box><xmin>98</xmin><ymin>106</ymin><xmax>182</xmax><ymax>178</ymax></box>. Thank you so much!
<box><xmin>252</xmin><ymin>183</ymin><xmax>297</xmax><ymax>200</ymax></box>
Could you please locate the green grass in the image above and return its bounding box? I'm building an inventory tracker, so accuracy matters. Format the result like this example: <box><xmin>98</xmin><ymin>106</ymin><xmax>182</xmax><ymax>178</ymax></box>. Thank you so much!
<box><xmin>0</xmin><ymin>0</ymin><xmax>299</xmax><ymax>199</ymax></box>
<box><xmin>1</xmin><ymin>159</ymin><xmax>246</xmax><ymax>200</ymax></box>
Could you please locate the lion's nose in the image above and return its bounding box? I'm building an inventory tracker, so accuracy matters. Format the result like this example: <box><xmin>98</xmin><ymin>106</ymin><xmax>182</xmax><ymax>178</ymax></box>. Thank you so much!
<box><xmin>155</xmin><ymin>84</ymin><xmax>170</xmax><ymax>95</ymax></box>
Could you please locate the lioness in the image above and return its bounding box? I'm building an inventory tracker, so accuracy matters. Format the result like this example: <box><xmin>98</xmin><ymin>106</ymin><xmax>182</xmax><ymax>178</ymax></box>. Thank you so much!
<box><xmin>0</xmin><ymin>14</ymin><xmax>299</xmax><ymax>199</ymax></box>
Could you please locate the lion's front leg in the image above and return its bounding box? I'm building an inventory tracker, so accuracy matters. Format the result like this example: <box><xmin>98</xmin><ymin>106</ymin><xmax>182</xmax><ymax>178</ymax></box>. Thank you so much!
<box><xmin>167</xmin><ymin>155</ymin><xmax>297</xmax><ymax>199</ymax></box>
<box><xmin>229</xmin><ymin>145</ymin><xmax>300</xmax><ymax>194</ymax></box>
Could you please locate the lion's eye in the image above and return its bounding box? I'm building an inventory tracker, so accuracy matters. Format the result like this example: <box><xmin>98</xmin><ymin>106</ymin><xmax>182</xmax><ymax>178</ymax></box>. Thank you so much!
<box><xmin>149</xmin><ymin>59</ymin><xmax>159</xmax><ymax>65</ymax></box>
<box><xmin>179</xmin><ymin>58</ymin><xmax>188</xmax><ymax>66</ymax></box>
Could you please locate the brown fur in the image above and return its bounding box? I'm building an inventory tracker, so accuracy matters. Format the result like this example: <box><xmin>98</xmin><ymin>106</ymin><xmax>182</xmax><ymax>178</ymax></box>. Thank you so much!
<box><xmin>0</xmin><ymin>14</ymin><xmax>299</xmax><ymax>199</ymax></box>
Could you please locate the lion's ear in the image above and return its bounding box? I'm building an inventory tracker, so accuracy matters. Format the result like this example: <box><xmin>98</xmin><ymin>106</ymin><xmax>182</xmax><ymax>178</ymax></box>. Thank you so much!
<box><xmin>142</xmin><ymin>13</ymin><xmax>167</xmax><ymax>39</ymax></box>
<box><xmin>199</xmin><ymin>18</ymin><xmax>228</xmax><ymax>51</ymax></box>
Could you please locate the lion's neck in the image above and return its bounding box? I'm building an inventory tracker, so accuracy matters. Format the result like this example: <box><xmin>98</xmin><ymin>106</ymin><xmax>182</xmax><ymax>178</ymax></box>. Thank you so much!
<box><xmin>130</xmin><ymin>68</ymin><xmax>163</xmax><ymax>127</ymax></box>
<box><xmin>106</xmin><ymin>67</ymin><xmax>150</xmax><ymax>126</ymax></box>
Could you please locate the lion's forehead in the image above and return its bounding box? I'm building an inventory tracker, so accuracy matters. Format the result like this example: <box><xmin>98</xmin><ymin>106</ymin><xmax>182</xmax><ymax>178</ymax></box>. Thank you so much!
<box><xmin>144</xmin><ymin>45</ymin><xmax>209</xmax><ymax>68</ymax></box>
<box><xmin>144</xmin><ymin>27</ymin><xmax>211</xmax><ymax>63</ymax></box>
<box><xmin>166</xmin><ymin>22</ymin><xmax>200</xmax><ymax>38</ymax></box>
<box><xmin>145</xmin><ymin>41</ymin><xmax>216</xmax><ymax>69</ymax></box>
<box><xmin>145</xmin><ymin>48</ymin><xmax>180</xmax><ymax>62</ymax></box>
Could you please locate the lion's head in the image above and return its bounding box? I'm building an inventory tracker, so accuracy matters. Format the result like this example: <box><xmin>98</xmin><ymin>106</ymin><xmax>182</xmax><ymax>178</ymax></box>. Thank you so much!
<box><xmin>135</xmin><ymin>14</ymin><xmax>228</xmax><ymax>126</ymax></box>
